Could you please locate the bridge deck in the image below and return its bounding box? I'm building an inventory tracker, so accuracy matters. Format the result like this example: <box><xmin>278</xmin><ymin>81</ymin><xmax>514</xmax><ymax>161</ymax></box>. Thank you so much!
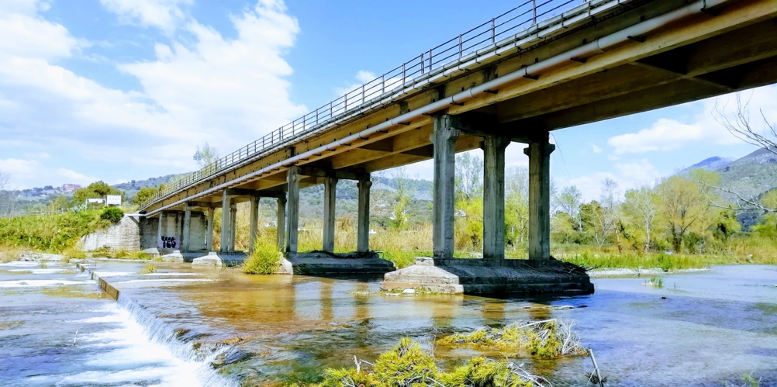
<box><xmin>141</xmin><ymin>0</ymin><xmax>777</xmax><ymax>215</ymax></box>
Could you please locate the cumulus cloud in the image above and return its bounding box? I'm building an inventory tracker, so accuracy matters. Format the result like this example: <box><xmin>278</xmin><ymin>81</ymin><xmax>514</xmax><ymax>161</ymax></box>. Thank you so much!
<box><xmin>591</xmin><ymin>144</ymin><xmax>601</xmax><ymax>153</ymax></box>
<box><xmin>99</xmin><ymin>0</ymin><xmax>193</xmax><ymax>32</ymax></box>
<box><xmin>0</xmin><ymin>0</ymin><xmax>305</xmax><ymax>187</ymax></box>
<box><xmin>607</xmin><ymin>85</ymin><xmax>777</xmax><ymax>155</ymax></box>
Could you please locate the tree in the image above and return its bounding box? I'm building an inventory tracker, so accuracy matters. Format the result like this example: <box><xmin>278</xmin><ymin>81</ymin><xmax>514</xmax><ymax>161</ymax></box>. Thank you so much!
<box><xmin>656</xmin><ymin>175</ymin><xmax>713</xmax><ymax>252</ymax></box>
<box><xmin>455</xmin><ymin>152</ymin><xmax>483</xmax><ymax>202</ymax></box>
<box><xmin>455</xmin><ymin>152</ymin><xmax>484</xmax><ymax>248</ymax></box>
<box><xmin>133</xmin><ymin>186</ymin><xmax>159</xmax><ymax>205</ymax></box>
<box><xmin>73</xmin><ymin>181</ymin><xmax>122</xmax><ymax>204</ymax></box>
<box><xmin>555</xmin><ymin>185</ymin><xmax>583</xmax><ymax>230</ymax></box>
<box><xmin>622</xmin><ymin>186</ymin><xmax>661</xmax><ymax>251</ymax></box>
<box><xmin>0</xmin><ymin>171</ymin><xmax>8</xmax><ymax>191</ymax></box>
<box><xmin>390</xmin><ymin>167</ymin><xmax>412</xmax><ymax>230</ymax></box>
<box><xmin>193</xmin><ymin>142</ymin><xmax>220</xmax><ymax>169</ymax></box>
<box><xmin>505</xmin><ymin>167</ymin><xmax>529</xmax><ymax>247</ymax></box>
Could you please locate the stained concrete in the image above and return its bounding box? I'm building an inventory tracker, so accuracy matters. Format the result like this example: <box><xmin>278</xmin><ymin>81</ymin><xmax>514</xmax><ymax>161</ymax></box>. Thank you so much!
<box><xmin>284</xmin><ymin>251</ymin><xmax>395</xmax><ymax>275</ymax></box>
<box><xmin>381</xmin><ymin>257</ymin><xmax>594</xmax><ymax>295</ymax></box>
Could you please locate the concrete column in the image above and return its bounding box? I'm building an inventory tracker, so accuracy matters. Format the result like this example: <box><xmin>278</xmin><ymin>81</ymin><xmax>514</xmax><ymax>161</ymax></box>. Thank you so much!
<box><xmin>206</xmin><ymin>208</ymin><xmax>214</xmax><ymax>251</ymax></box>
<box><xmin>229</xmin><ymin>204</ymin><xmax>237</xmax><ymax>252</ymax></box>
<box><xmin>285</xmin><ymin>166</ymin><xmax>301</xmax><ymax>254</ymax></box>
<box><xmin>524</xmin><ymin>136</ymin><xmax>555</xmax><ymax>260</ymax></box>
<box><xmin>432</xmin><ymin>115</ymin><xmax>460</xmax><ymax>258</ymax></box>
<box><xmin>322</xmin><ymin>176</ymin><xmax>338</xmax><ymax>253</ymax></box>
<box><xmin>220</xmin><ymin>191</ymin><xmax>233</xmax><ymax>253</ymax></box>
<box><xmin>249</xmin><ymin>196</ymin><xmax>260</xmax><ymax>253</ymax></box>
<box><xmin>182</xmin><ymin>205</ymin><xmax>192</xmax><ymax>252</ymax></box>
<box><xmin>482</xmin><ymin>136</ymin><xmax>511</xmax><ymax>259</ymax></box>
<box><xmin>357</xmin><ymin>179</ymin><xmax>372</xmax><ymax>252</ymax></box>
<box><xmin>277</xmin><ymin>195</ymin><xmax>286</xmax><ymax>248</ymax></box>
<box><xmin>157</xmin><ymin>212</ymin><xmax>165</xmax><ymax>246</ymax></box>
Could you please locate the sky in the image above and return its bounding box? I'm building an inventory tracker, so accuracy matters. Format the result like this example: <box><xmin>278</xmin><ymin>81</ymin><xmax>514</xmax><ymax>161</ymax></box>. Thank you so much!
<box><xmin>1</xmin><ymin>0</ymin><xmax>775</xmax><ymax>200</ymax></box>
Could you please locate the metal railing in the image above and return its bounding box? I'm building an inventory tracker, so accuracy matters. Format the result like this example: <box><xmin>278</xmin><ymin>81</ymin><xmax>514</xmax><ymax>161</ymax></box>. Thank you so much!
<box><xmin>141</xmin><ymin>0</ymin><xmax>600</xmax><ymax>210</ymax></box>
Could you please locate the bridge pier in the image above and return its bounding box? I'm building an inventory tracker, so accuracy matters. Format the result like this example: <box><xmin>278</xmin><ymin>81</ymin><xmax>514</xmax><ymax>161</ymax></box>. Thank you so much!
<box><xmin>482</xmin><ymin>136</ymin><xmax>510</xmax><ymax>259</ymax></box>
<box><xmin>356</xmin><ymin>179</ymin><xmax>372</xmax><ymax>253</ymax></box>
<box><xmin>322</xmin><ymin>176</ymin><xmax>338</xmax><ymax>253</ymax></box>
<box><xmin>182</xmin><ymin>205</ymin><xmax>192</xmax><ymax>252</ymax></box>
<box><xmin>285</xmin><ymin>166</ymin><xmax>302</xmax><ymax>254</ymax></box>
<box><xmin>220</xmin><ymin>191</ymin><xmax>235</xmax><ymax>253</ymax></box>
<box><xmin>432</xmin><ymin>115</ymin><xmax>460</xmax><ymax>259</ymax></box>
<box><xmin>277</xmin><ymin>195</ymin><xmax>286</xmax><ymax>248</ymax></box>
<box><xmin>525</xmin><ymin>135</ymin><xmax>555</xmax><ymax>260</ymax></box>
<box><xmin>206</xmin><ymin>208</ymin><xmax>214</xmax><ymax>251</ymax></box>
<box><xmin>249</xmin><ymin>195</ymin><xmax>260</xmax><ymax>253</ymax></box>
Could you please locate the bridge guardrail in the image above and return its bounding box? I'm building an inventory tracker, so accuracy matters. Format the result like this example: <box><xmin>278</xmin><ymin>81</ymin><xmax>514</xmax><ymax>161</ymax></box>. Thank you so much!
<box><xmin>141</xmin><ymin>0</ymin><xmax>625</xmax><ymax>211</ymax></box>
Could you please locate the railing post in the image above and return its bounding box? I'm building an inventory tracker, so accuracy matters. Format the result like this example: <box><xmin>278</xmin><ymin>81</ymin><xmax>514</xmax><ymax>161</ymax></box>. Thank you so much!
<box><xmin>316</xmin><ymin>108</ymin><xmax>319</xmax><ymax>125</ymax></box>
<box><xmin>428</xmin><ymin>49</ymin><xmax>432</xmax><ymax>72</ymax></box>
<box><xmin>458</xmin><ymin>34</ymin><xmax>463</xmax><ymax>58</ymax></box>
<box><xmin>381</xmin><ymin>74</ymin><xmax>385</xmax><ymax>96</ymax></box>
<box><xmin>420</xmin><ymin>53</ymin><xmax>424</xmax><ymax>75</ymax></box>
<box><xmin>330</xmin><ymin>101</ymin><xmax>333</xmax><ymax>118</ymax></box>
<box><xmin>361</xmin><ymin>84</ymin><xmax>365</xmax><ymax>104</ymax></box>
<box><xmin>491</xmin><ymin>18</ymin><xmax>495</xmax><ymax>44</ymax></box>
<box><xmin>344</xmin><ymin>94</ymin><xmax>348</xmax><ymax>112</ymax></box>
<box><xmin>402</xmin><ymin>63</ymin><xmax>406</xmax><ymax>87</ymax></box>
<box><xmin>532</xmin><ymin>0</ymin><xmax>537</xmax><ymax>25</ymax></box>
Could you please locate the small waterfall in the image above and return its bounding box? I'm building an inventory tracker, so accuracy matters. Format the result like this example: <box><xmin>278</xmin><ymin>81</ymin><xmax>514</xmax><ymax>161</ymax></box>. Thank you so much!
<box><xmin>116</xmin><ymin>294</ymin><xmax>240</xmax><ymax>387</ymax></box>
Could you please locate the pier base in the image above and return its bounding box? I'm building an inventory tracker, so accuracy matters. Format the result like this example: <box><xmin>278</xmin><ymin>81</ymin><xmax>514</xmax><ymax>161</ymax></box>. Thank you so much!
<box><xmin>283</xmin><ymin>251</ymin><xmax>395</xmax><ymax>275</ymax></box>
<box><xmin>381</xmin><ymin>257</ymin><xmax>594</xmax><ymax>295</ymax></box>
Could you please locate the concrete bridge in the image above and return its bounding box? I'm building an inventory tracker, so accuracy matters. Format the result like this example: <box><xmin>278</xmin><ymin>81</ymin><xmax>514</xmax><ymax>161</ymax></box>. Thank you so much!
<box><xmin>138</xmin><ymin>0</ymin><xmax>777</xmax><ymax>294</ymax></box>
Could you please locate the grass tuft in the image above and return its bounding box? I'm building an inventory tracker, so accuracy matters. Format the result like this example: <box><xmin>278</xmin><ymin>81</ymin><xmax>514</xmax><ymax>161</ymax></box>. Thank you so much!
<box><xmin>138</xmin><ymin>263</ymin><xmax>157</xmax><ymax>274</ymax></box>
<box><xmin>243</xmin><ymin>238</ymin><xmax>282</xmax><ymax>274</ymax></box>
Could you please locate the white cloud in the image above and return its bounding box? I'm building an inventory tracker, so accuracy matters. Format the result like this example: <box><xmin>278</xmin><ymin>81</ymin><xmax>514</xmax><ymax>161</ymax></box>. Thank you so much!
<box><xmin>99</xmin><ymin>0</ymin><xmax>193</xmax><ymax>32</ymax></box>
<box><xmin>55</xmin><ymin>168</ymin><xmax>99</xmax><ymax>185</ymax></box>
<box><xmin>591</xmin><ymin>144</ymin><xmax>601</xmax><ymax>153</ymax></box>
<box><xmin>0</xmin><ymin>0</ymin><xmax>305</xmax><ymax>187</ymax></box>
<box><xmin>608</xmin><ymin>85</ymin><xmax>777</xmax><ymax>155</ymax></box>
<box><xmin>564</xmin><ymin>159</ymin><xmax>661</xmax><ymax>201</ymax></box>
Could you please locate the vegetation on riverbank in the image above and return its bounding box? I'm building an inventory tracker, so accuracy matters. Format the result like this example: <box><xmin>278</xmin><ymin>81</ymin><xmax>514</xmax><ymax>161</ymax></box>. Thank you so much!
<box><xmin>242</xmin><ymin>238</ymin><xmax>282</xmax><ymax>274</ymax></box>
<box><xmin>292</xmin><ymin>338</ymin><xmax>550</xmax><ymax>387</ymax></box>
<box><xmin>0</xmin><ymin>209</ymin><xmax>108</xmax><ymax>252</ymax></box>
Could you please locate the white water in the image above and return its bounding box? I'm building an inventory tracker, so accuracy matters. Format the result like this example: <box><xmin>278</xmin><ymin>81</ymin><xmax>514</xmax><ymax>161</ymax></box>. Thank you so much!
<box><xmin>0</xmin><ymin>261</ymin><xmax>238</xmax><ymax>387</ymax></box>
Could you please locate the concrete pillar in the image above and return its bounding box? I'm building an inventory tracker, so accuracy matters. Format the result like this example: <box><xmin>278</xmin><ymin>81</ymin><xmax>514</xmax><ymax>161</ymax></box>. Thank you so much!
<box><xmin>482</xmin><ymin>136</ymin><xmax>511</xmax><ymax>259</ymax></box>
<box><xmin>432</xmin><ymin>115</ymin><xmax>460</xmax><ymax>258</ymax></box>
<box><xmin>206</xmin><ymin>208</ymin><xmax>214</xmax><ymax>251</ymax></box>
<box><xmin>220</xmin><ymin>191</ymin><xmax>233</xmax><ymax>253</ymax></box>
<box><xmin>322</xmin><ymin>176</ymin><xmax>338</xmax><ymax>253</ymax></box>
<box><xmin>157</xmin><ymin>212</ymin><xmax>165</xmax><ymax>247</ymax></box>
<box><xmin>524</xmin><ymin>136</ymin><xmax>555</xmax><ymax>260</ymax></box>
<box><xmin>182</xmin><ymin>205</ymin><xmax>192</xmax><ymax>252</ymax></box>
<box><xmin>357</xmin><ymin>179</ymin><xmax>372</xmax><ymax>252</ymax></box>
<box><xmin>249</xmin><ymin>196</ymin><xmax>260</xmax><ymax>253</ymax></box>
<box><xmin>229</xmin><ymin>204</ymin><xmax>237</xmax><ymax>252</ymax></box>
<box><xmin>285</xmin><ymin>166</ymin><xmax>301</xmax><ymax>254</ymax></box>
<box><xmin>277</xmin><ymin>195</ymin><xmax>286</xmax><ymax>248</ymax></box>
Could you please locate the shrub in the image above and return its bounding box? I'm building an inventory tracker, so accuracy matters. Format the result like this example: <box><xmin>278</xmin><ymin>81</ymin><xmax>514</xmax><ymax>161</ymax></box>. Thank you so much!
<box><xmin>138</xmin><ymin>263</ymin><xmax>157</xmax><ymax>274</ymax></box>
<box><xmin>242</xmin><ymin>238</ymin><xmax>282</xmax><ymax>274</ymax></box>
<box><xmin>100</xmin><ymin>207</ymin><xmax>124</xmax><ymax>223</ymax></box>
<box><xmin>0</xmin><ymin>210</ymin><xmax>103</xmax><ymax>252</ymax></box>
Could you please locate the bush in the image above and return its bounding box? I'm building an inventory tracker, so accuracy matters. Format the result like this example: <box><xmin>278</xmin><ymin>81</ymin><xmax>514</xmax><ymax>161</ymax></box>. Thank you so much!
<box><xmin>100</xmin><ymin>207</ymin><xmax>124</xmax><ymax>223</ymax></box>
<box><xmin>0</xmin><ymin>210</ymin><xmax>103</xmax><ymax>252</ymax></box>
<box><xmin>243</xmin><ymin>238</ymin><xmax>282</xmax><ymax>274</ymax></box>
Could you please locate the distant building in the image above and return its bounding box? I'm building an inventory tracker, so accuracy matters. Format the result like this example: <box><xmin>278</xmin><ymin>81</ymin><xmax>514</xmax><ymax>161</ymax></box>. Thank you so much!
<box><xmin>62</xmin><ymin>184</ymin><xmax>81</xmax><ymax>192</ymax></box>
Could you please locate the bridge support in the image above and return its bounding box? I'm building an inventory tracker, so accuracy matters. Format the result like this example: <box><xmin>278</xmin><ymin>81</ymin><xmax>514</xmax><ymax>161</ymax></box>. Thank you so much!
<box><xmin>524</xmin><ymin>134</ymin><xmax>554</xmax><ymax>260</ymax></box>
<box><xmin>432</xmin><ymin>114</ymin><xmax>460</xmax><ymax>259</ymax></box>
<box><xmin>482</xmin><ymin>136</ymin><xmax>510</xmax><ymax>259</ymax></box>
<box><xmin>285</xmin><ymin>166</ymin><xmax>302</xmax><ymax>254</ymax></box>
<box><xmin>182</xmin><ymin>205</ymin><xmax>192</xmax><ymax>252</ymax></box>
<box><xmin>229</xmin><ymin>204</ymin><xmax>237</xmax><ymax>252</ymax></box>
<box><xmin>249</xmin><ymin>195</ymin><xmax>260</xmax><ymax>253</ymax></box>
<box><xmin>357</xmin><ymin>179</ymin><xmax>372</xmax><ymax>253</ymax></box>
<box><xmin>220</xmin><ymin>191</ymin><xmax>234</xmax><ymax>253</ymax></box>
<box><xmin>277</xmin><ymin>195</ymin><xmax>286</xmax><ymax>248</ymax></box>
<box><xmin>206</xmin><ymin>208</ymin><xmax>214</xmax><ymax>251</ymax></box>
<box><xmin>322</xmin><ymin>176</ymin><xmax>338</xmax><ymax>253</ymax></box>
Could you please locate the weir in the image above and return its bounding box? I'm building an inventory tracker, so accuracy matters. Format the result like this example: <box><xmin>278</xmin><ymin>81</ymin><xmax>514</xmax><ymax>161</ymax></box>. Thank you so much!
<box><xmin>130</xmin><ymin>0</ymin><xmax>777</xmax><ymax>294</ymax></box>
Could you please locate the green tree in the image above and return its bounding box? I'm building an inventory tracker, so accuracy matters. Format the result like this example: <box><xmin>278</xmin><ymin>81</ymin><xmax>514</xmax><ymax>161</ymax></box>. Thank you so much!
<box><xmin>390</xmin><ymin>167</ymin><xmax>411</xmax><ymax>230</ymax></box>
<box><xmin>657</xmin><ymin>174</ymin><xmax>717</xmax><ymax>252</ymax></box>
<box><xmin>133</xmin><ymin>186</ymin><xmax>158</xmax><ymax>205</ymax></box>
<box><xmin>621</xmin><ymin>186</ymin><xmax>662</xmax><ymax>251</ymax></box>
<box><xmin>505</xmin><ymin>167</ymin><xmax>529</xmax><ymax>248</ymax></box>
<box><xmin>455</xmin><ymin>152</ymin><xmax>484</xmax><ymax>249</ymax></box>
<box><xmin>73</xmin><ymin>181</ymin><xmax>122</xmax><ymax>204</ymax></box>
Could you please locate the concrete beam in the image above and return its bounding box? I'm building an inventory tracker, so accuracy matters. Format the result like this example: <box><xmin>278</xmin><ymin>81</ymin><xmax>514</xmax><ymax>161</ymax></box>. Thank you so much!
<box><xmin>357</xmin><ymin>179</ymin><xmax>372</xmax><ymax>252</ymax></box>
<box><xmin>432</xmin><ymin>115</ymin><xmax>460</xmax><ymax>259</ymax></box>
<box><xmin>482</xmin><ymin>136</ymin><xmax>510</xmax><ymax>259</ymax></box>
<box><xmin>297</xmin><ymin>166</ymin><xmax>369</xmax><ymax>181</ymax></box>
<box><xmin>524</xmin><ymin>134</ymin><xmax>554</xmax><ymax>260</ymax></box>
<box><xmin>322</xmin><ymin>176</ymin><xmax>338</xmax><ymax>253</ymax></box>
<box><xmin>285</xmin><ymin>166</ymin><xmax>301</xmax><ymax>254</ymax></box>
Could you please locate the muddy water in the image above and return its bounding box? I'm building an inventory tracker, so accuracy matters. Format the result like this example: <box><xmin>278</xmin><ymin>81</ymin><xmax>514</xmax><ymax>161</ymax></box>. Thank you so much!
<box><xmin>2</xmin><ymin>261</ymin><xmax>776</xmax><ymax>386</ymax></box>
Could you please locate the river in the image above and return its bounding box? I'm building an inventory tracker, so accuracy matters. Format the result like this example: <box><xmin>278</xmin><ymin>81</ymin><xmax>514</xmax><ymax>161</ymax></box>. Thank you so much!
<box><xmin>1</xmin><ymin>259</ymin><xmax>775</xmax><ymax>386</ymax></box>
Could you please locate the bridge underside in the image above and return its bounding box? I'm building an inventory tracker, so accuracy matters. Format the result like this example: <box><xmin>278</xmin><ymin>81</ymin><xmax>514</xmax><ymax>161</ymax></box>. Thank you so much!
<box><xmin>140</xmin><ymin>0</ymin><xmax>777</xmax><ymax>293</ymax></box>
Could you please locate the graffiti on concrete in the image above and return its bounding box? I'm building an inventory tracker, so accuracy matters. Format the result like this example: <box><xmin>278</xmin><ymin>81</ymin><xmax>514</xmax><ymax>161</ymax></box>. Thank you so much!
<box><xmin>158</xmin><ymin>236</ymin><xmax>179</xmax><ymax>249</ymax></box>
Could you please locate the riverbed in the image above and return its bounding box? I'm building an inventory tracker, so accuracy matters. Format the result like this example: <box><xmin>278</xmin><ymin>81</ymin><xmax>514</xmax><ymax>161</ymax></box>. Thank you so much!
<box><xmin>1</xmin><ymin>260</ymin><xmax>775</xmax><ymax>386</ymax></box>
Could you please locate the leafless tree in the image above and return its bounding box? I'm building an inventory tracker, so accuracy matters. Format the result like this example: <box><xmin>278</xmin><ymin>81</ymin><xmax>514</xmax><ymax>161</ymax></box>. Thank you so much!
<box><xmin>713</xmin><ymin>93</ymin><xmax>777</xmax><ymax>157</ymax></box>
<box><xmin>711</xmin><ymin>92</ymin><xmax>777</xmax><ymax>213</ymax></box>
<box><xmin>0</xmin><ymin>172</ymin><xmax>8</xmax><ymax>191</ymax></box>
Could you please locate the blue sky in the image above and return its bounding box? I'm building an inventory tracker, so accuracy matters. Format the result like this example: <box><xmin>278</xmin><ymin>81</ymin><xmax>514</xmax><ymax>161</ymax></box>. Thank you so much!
<box><xmin>1</xmin><ymin>0</ymin><xmax>773</xmax><ymax>200</ymax></box>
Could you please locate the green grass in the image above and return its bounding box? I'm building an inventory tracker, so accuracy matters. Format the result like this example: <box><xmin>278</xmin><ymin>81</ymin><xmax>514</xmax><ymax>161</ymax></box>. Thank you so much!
<box><xmin>242</xmin><ymin>238</ymin><xmax>282</xmax><ymax>274</ymax></box>
<box><xmin>138</xmin><ymin>263</ymin><xmax>157</xmax><ymax>274</ymax></box>
<box><xmin>0</xmin><ymin>210</ymin><xmax>107</xmax><ymax>253</ymax></box>
<box><xmin>643</xmin><ymin>277</ymin><xmax>664</xmax><ymax>288</ymax></box>
<box><xmin>557</xmin><ymin>251</ymin><xmax>750</xmax><ymax>271</ymax></box>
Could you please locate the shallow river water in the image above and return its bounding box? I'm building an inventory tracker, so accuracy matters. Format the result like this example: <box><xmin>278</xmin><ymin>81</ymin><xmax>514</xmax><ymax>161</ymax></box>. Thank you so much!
<box><xmin>1</xmin><ymin>260</ymin><xmax>775</xmax><ymax>386</ymax></box>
